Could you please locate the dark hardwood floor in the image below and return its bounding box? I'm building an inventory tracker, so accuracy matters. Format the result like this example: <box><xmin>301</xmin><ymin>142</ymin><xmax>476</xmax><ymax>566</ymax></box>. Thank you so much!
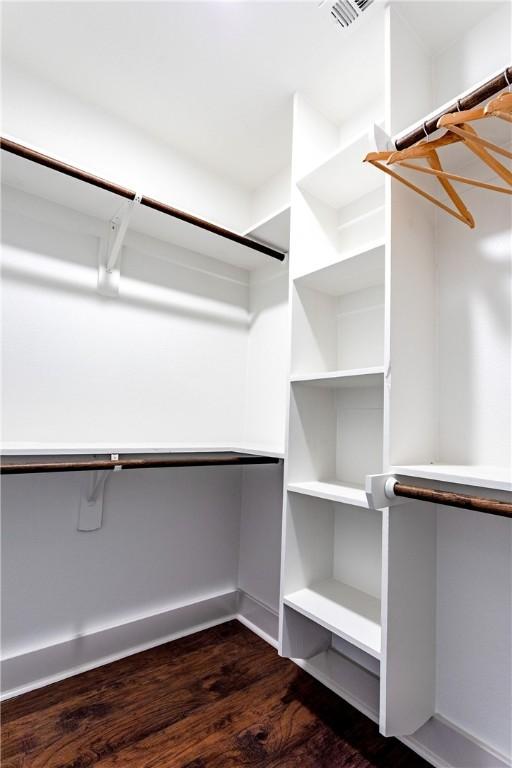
<box><xmin>1</xmin><ymin>621</ymin><xmax>431</xmax><ymax>767</ymax></box>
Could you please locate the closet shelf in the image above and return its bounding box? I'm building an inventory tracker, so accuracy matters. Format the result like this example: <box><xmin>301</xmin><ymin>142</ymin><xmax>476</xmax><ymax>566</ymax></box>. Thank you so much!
<box><xmin>284</xmin><ymin>579</ymin><xmax>381</xmax><ymax>659</ymax></box>
<box><xmin>297</xmin><ymin>128</ymin><xmax>384</xmax><ymax>210</ymax></box>
<box><xmin>337</xmin><ymin>205</ymin><xmax>385</xmax><ymax>232</ymax></box>
<box><xmin>294</xmin><ymin>649</ymin><xmax>379</xmax><ymax>723</ymax></box>
<box><xmin>287</xmin><ymin>480</ymin><xmax>369</xmax><ymax>508</ymax></box>
<box><xmin>243</xmin><ymin>204</ymin><xmax>291</xmax><ymax>253</ymax></box>
<box><xmin>0</xmin><ymin>451</ymin><xmax>280</xmax><ymax>475</ymax></box>
<box><xmin>0</xmin><ymin>137</ymin><xmax>286</xmax><ymax>270</ymax></box>
<box><xmin>294</xmin><ymin>239</ymin><xmax>384</xmax><ymax>295</ymax></box>
<box><xmin>0</xmin><ymin>443</ymin><xmax>286</xmax><ymax>459</ymax></box>
<box><xmin>391</xmin><ymin>464</ymin><xmax>512</xmax><ymax>493</ymax></box>
<box><xmin>291</xmin><ymin>367</ymin><xmax>384</xmax><ymax>388</ymax></box>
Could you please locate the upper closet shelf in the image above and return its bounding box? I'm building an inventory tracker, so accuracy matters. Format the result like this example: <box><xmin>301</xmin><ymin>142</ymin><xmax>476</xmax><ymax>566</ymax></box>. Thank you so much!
<box><xmin>391</xmin><ymin>465</ymin><xmax>512</xmax><ymax>493</ymax></box>
<box><xmin>0</xmin><ymin>443</ymin><xmax>286</xmax><ymax>459</ymax></box>
<box><xmin>297</xmin><ymin>128</ymin><xmax>384</xmax><ymax>210</ymax></box>
<box><xmin>0</xmin><ymin>138</ymin><xmax>286</xmax><ymax>271</ymax></box>
<box><xmin>243</xmin><ymin>204</ymin><xmax>291</xmax><ymax>253</ymax></box>
<box><xmin>291</xmin><ymin>367</ymin><xmax>384</xmax><ymax>388</ymax></box>
<box><xmin>294</xmin><ymin>239</ymin><xmax>384</xmax><ymax>294</ymax></box>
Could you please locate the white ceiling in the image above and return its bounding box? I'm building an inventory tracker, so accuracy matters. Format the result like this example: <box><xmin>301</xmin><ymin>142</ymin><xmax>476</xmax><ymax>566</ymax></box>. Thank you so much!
<box><xmin>1</xmin><ymin>1</ymin><xmax>384</xmax><ymax>190</ymax></box>
<box><xmin>1</xmin><ymin>1</ymin><xmax>498</xmax><ymax>191</ymax></box>
<box><xmin>396</xmin><ymin>1</ymin><xmax>504</xmax><ymax>53</ymax></box>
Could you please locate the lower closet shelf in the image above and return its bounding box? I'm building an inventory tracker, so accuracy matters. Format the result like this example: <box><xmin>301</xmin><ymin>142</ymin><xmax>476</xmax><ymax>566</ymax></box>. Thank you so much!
<box><xmin>284</xmin><ymin>579</ymin><xmax>381</xmax><ymax>659</ymax></box>
<box><xmin>287</xmin><ymin>480</ymin><xmax>368</xmax><ymax>507</ymax></box>
<box><xmin>294</xmin><ymin>649</ymin><xmax>380</xmax><ymax>723</ymax></box>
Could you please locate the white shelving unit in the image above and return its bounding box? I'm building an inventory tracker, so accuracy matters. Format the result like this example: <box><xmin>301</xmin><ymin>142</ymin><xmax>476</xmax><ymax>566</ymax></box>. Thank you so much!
<box><xmin>284</xmin><ymin>579</ymin><xmax>381</xmax><ymax>658</ymax></box>
<box><xmin>281</xmin><ymin>6</ymin><xmax>512</xmax><ymax>765</ymax></box>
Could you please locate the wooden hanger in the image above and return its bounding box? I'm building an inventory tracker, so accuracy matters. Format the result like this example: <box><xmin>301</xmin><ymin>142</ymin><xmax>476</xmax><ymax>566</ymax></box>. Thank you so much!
<box><xmin>364</xmin><ymin>147</ymin><xmax>475</xmax><ymax>227</ymax></box>
<box><xmin>385</xmin><ymin>127</ymin><xmax>512</xmax><ymax>195</ymax></box>
<box><xmin>437</xmin><ymin>108</ymin><xmax>512</xmax><ymax>185</ymax></box>
<box><xmin>484</xmin><ymin>91</ymin><xmax>512</xmax><ymax>124</ymax></box>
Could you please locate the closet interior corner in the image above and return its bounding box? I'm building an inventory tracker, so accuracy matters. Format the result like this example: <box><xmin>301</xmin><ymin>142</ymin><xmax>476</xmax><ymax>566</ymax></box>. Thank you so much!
<box><xmin>1</xmin><ymin>1</ymin><xmax>511</xmax><ymax>766</ymax></box>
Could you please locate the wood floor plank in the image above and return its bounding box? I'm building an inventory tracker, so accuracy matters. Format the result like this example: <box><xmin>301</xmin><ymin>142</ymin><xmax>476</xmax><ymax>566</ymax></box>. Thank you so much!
<box><xmin>1</xmin><ymin>621</ymin><xmax>431</xmax><ymax>768</ymax></box>
<box><xmin>2</xmin><ymin>626</ymin><xmax>282</xmax><ymax>766</ymax></box>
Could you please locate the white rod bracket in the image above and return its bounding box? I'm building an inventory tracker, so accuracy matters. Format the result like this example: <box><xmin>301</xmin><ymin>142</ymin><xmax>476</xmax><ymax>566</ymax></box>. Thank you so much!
<box><xmin>365</xmin><ymin>473</ymin><xmax>409</xmax><ymax>510</ymax></box>
<box><xmin>78</xmin><ymin>462</ymin><xmax>120</xmax><ymax>531</ymax></box>
<box><xmin>98</xmin><ymin>193</ymin><xmax>142</xmax><ymax>297</ymax></box>
<box><xmin>368</xmin><ymin>123</ymin><xmax>393</xmax><ymax>152</ymax></box>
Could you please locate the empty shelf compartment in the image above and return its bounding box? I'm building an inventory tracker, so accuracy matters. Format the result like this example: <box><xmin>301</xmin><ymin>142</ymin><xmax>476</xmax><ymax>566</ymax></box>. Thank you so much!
<box><xmin>284</xmin><ymin>579</ymin><xmax>381</xmax><ymax>658</ymax></box>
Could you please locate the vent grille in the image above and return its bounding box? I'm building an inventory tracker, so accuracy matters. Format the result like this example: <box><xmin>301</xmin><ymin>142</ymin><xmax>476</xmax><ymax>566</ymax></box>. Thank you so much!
<box><xmin>329</xmin><ymin>0</ymin><xmax>375</xmax><ymax>28</ymax></box>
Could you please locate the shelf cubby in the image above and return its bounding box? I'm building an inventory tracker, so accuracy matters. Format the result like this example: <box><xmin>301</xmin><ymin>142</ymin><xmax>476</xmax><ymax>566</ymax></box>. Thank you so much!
<box><xmin>295</xmin><ymin>128</ymin><xmax>385</xmax><ymax>263</ymax></box>
<box><xmin>282</xmin><ymin>493</ymin><xmax>382</xmax><ymax>659</ymax></box>
<box><xmin>291</xmin><ymin>243</ymin><xmax>385</xmax><ymax>375</ymax></box>
<box><xmin>297</xmin><ymin>128</ymin><xmax>384</xmax><ymax>212</ymax></box>
<box><xmin>288</xmin><ymin>378</ymin><xmax>384</xmax><ymax>493</ymax></box>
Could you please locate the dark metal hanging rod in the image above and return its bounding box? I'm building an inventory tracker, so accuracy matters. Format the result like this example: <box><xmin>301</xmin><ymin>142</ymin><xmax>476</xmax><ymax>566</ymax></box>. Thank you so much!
<box><xmin>0</xmin><ymin>137</ymin><xmax>286</xmax><ymax>262</ymax></box>
<box><xmin>0</xmin><ymin>452</ymin><xmax>280</xmax><ymax>475</ymax></box>
<box><xmin>392</xmin><ymin>481</ymin><xmax>512</xmax><ymax>519</ymax></box>
<box><xmin>394</xmin><ymin>66</ymin><xmax>512</xmax><ymax>151</ymax></box>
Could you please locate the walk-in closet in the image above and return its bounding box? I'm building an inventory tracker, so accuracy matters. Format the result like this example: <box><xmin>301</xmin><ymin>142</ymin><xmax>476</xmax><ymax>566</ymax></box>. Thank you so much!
<box><xmin>1</xmin><ymin>2</ymin><xmax>511</xmax><ymax>766</ymax></box>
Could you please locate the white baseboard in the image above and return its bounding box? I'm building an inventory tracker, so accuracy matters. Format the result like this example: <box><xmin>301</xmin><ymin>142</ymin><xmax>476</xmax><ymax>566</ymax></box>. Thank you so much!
<box><xmin>1</xmin><ymin>590</ymin><xmax>238</xmax><ymax>700</ymax></box>
<box><xmin>236</xmin><ymin>590</ymin><xmax>279</xmax><ymax>648</ymax></box>
<box><xmin>402</xmin><ymin>715</ymin><xmax>511</xmax><ymax>768</ymax></box>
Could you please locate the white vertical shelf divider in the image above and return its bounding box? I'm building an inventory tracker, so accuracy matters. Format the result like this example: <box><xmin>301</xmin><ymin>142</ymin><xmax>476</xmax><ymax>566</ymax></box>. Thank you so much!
<box><xmin>379</xmin><ymin>4</ymin><xmax>437</xmax><ymax>738</ymax></box>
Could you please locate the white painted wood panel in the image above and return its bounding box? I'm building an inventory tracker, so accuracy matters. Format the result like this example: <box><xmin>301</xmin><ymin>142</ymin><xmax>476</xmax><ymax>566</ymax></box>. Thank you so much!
<box><xmin>284</xmin><ymin>579</ymin><xmax>381</xmax><ymax>658</ymax></box>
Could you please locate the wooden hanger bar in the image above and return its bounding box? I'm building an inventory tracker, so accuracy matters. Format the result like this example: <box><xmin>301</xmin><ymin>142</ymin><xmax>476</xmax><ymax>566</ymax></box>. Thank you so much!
<box><xmin>0</xmin><ymin>137</ymin><xmax>286</xmax><ymax>263</ymax></box>
<box><xmin>394</xmin><ymin>66</ymin><xmax>512</xmax><ymax>151</ymax></box>
<box><xmin>392</xmin><ymin>481</ymin><xmax>512</xmax><ymax>519</ymax></box>
<box><xmin>0</xmin><ymin>452</ymin><xmax>280</xmax><ymax>475</ymax></box>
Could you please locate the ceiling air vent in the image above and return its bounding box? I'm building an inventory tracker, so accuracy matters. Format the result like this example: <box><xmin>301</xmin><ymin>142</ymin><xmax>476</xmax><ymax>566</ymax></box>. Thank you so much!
<box><xmin>325</xmin><ymin>0</ymin><xmax>375</xmax><ymax>29</ymax></box>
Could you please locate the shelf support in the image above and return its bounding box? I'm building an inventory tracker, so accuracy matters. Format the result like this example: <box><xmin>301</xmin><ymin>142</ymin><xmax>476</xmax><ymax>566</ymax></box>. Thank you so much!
<box><xmin>98</xmin><ymin>193</ymin><xmax>142</xmax><ymax>297</ymax></box>
<box><xmin>77</xmin><ymin>458</ymin><xmax>122</xmax><ymax>531</ymax></box>
<box><xmin>366</xmin><ymin>473</ymin><xmax>512</xmax><ymax>518</ymax></box>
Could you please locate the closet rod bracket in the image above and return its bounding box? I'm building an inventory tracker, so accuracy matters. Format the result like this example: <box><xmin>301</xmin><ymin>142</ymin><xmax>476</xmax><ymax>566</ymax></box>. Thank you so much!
<box><xmin>98</xmin><ymin>192</ymin><xmax>142</xmax><ymax>296</ymax></box>
<box><xmin>78</xmin><ymin>458</ymin><xmax>122</xmax><ymax>531</ymax></box>
<box><xmin>365</xmin><ymin>473</ymin><xmax>409</xmax><ymax>511</ymax></box>
<box><xmin>366</xmin><ymin>473</ymin><xmax>512</xmax><ymax>518</ymax></box>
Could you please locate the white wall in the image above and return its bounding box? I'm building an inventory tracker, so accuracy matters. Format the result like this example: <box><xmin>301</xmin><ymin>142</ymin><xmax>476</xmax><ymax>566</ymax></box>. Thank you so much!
<box><xmin>238</xmin><ymin>462</ymin><xmax>283</xmax><ymax>614</ymax></box>
<box><xmin>1</xmin><ymin>60</ymin><xmax>252</xmax><ymax>232</ymax></box>
<box><xmin>430</xmin><ymin>11</ymin><xmax>512</xmax><ymax>759</ymax></box>
<box><xmin>1</xmin><ymin>187</ymin><xmax>249</xmax><ymax>446</ymax></box>
<box><xmin>1</xmin><ymin>466</ymin><xmax>242</xmax><ymax>659</ymax></box>
<box><xmin>434</xmin><ymin>122</ymin><xmax>512</xmax><ymax>765</ymax></box>
<box><xmin>243</xmin><ymin>261</ymin><xmax>289</xmax><ymax>452</ymax></box>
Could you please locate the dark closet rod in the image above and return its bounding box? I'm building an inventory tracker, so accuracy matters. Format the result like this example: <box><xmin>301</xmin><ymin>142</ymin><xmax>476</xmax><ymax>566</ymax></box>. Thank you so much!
<box><xmin>392</xmin><ymin>481</ymin><xmax>512</xmax><ymax>519</ymax></box>
<box><xmin>0</xmin><ymin>452</ymin><xmax>280</xmax><ymax>475</ymax></box>
<box><xmin>394</xmin><ymin>65</ymin><xmax>512</xmax><ymax>151</ymax></box>
<box><xmin>0</xmin><ymin>137</ymin><xmax>286</xmax><ymax>263</ymax></box>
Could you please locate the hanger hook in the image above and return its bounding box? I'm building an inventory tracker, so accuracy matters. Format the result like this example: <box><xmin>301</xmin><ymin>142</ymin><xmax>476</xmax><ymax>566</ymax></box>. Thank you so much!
<box><xmin>504</xmin><ymin>68</ymin><xmax>512</xmax><ymax>92</ymax></box>
<box><xmin>456</xmin><ymin>99</ymin><xmax>462</xmax><ymax>112</ymax></box>
<box><xmin>423</xmin><ymin>121</ymin><xmax>429</xmax><ymax>142</ymax></box>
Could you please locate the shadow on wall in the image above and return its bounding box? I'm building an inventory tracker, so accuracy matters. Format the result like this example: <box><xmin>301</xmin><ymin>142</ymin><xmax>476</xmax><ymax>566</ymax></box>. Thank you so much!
<box><xmin>1</xmin><ymin>188</ymin><xmax>252</xmax><ymax>330</ymax></box>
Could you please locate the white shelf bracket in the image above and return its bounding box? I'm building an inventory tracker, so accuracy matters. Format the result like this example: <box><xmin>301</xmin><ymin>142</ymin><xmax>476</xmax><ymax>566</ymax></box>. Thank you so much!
<box><xmin>77</xmin><ymin>459</ymin><xmax>122</xmax><ymax>531</ymax></box>
<box><xmin>368</xmin><ymin>123</ymin><xmax>393</xmax><ymax>152</ymax></box>
<box><xmin>98</xmin><ymin>192</ymin><xmax>142</xmax><ymax>297</ymax></box>
<box><xmin>365</xmin><ymin>473</ymin><xmax>408</xmax><ymax>510</ymax></box>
